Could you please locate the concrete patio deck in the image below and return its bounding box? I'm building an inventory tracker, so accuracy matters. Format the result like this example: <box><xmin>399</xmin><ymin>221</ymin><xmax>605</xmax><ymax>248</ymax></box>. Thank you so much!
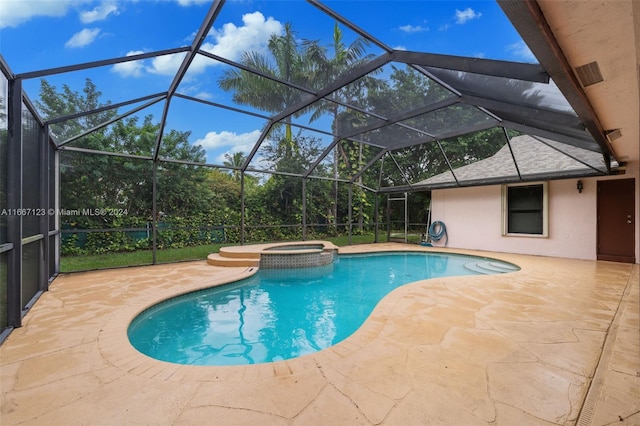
<box><xmin>1</xmin><ymin>243</ymin><xmax>638</xmax><ymax>425</ymax></box>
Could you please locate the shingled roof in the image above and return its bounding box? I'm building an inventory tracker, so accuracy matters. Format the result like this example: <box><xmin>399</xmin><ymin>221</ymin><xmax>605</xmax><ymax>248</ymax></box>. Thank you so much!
<box><xmin>415</xmin><ymin>134</ymin><xmax>608</xmax><ymax>188</ymax></box>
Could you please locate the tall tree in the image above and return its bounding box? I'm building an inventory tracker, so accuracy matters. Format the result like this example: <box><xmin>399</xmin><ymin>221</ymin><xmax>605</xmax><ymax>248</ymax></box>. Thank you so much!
<box><xmin>369</xmin><ymin>67</ymin><xmax>509</xmax><ymax>192</ymax></box>
<box><xmin>37</xmin><ymin>79</ymin><xmax>211</xmax><ymax>228</ymax></box>
<box><xmin>37</xmin><ymin>78</ymin><xmax>117</xmax><ymax>143</ymax></box>
<box><xmin>223</xmin><ymin>151</ymin><xmax>246</xmax><ymax>182</ymax></box>
<box><xmin>303</xmin><ymin>23</ymin><xmax>380</xmax><ymax>230</ymax></box>
<box><xmin>256</xmin><ymin>129</ymin><xmax>325</xmax><ymax>229</ymax></box>
<box><xmin>218</xmin><ymin>23</ymin><xmax>311</xmax><ymax>147</ymax></box>
<box><xmin>219</xmin><ymin>22</ymin><xmax>382</xmax><ymax>234</ymax></box>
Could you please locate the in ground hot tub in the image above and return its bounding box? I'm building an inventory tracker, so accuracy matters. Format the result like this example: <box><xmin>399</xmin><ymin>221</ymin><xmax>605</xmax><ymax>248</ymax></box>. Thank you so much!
<box><xmin>260</xmin><ymin>243</ymin><xmax>336</xmax><ymax>268</ymax></box>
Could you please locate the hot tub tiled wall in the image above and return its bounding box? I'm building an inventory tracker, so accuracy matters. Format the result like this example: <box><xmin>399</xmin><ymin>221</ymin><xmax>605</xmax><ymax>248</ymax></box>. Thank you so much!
<box><xmin>260</xmin><ymin>249</ymin><xmax>336</xmax><ymax>269</ymax></box>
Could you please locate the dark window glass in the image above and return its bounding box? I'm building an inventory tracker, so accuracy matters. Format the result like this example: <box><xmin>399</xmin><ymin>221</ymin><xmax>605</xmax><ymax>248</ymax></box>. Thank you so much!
<box><xmin>507</xmin><ymin>184</ymin><xmax>543</xmax><ymax>234</ymax></box>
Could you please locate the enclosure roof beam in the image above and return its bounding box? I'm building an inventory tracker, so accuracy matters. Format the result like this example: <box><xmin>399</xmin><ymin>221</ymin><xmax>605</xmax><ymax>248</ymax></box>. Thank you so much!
<box><xmin>174</xmin><ymin>93</ymin><xmax>271</xmax><ymax>120</ymax></box>
<box><xmin>58</xmin><ymin>96</ymin><xmax>166</xmax><ymax>147</ymax></box>
<box><xmin>381</xmin><ymin>135</ymin><xmax>439</xmax><ymax>152</ymax></box>
<box><xmin>46</xmin><ymin>93</ymin><xmax>168</xmax><ymax>125</ymax></box>
<box><xmin>459</xmin><ymin>94</ymin><xmax>585</xmax><ymax>129</ymax></box>
<box><xmin>0</xmin><ymin>55</ymin><xmax>15</xmax><ymax>79</ymax></box>
<box><xmin>60</xmin><ymin>146</ymin><xmax>153</xmax><ymax>161</ymax></box>
<box><xmin>15</xmin><ymin>47</ymin><xmax>191</xmax><ymax>80</ymax></box>
<box><xmin>497</xmin><ymin>0</ymin><xmax>615</xmax><ymax>167</ymax></box>
<box><xmin>531</xmin><ymin>135</ymin><xmax>609</xmax><ymax>174</ymax></box>
<box><xmin>152</xmin><ymin>0</ymin><xmax>225</xmax><ymax>162</ymax></box>
<box><xmin>244</xmin><ymin>52</ymin><xmax>392</xmax><ymax>171</ymax></box>
<box><xmin>307</xmin><ymin>0</ymin><xmax>393</xmax><ymax>53</ymax></box>
<box><xmin>392</xmin><ymin>50</ymin><xmax>549</xmax><ymax>83</ymax></box>
<box><xmin>386</xmin><ymin>166</ymin><xmax>606</xmax><ymax>194</ymax></box>
<box><xmin>270</xmin><ymin>52</ymin><xmax>392</xmax><ymax>124</ymax></box>
<box><xmin>197</xmin><ymin>50</ymin><xmax>390</xmax><ymax>123</ymax></box>
<box><xmin>387</xmin><ymin>151</ymin><xmax>415</xmax><ymax>190</ymax></box>
<box><xmin>334</xmin><ymin>96</ymin><xmax>460</xmax><ymax>142</ymax></box>
<box><xmin>501</xmin><ymin>120</ymin><xmax>601</xmax><ymax>152</ymax></box>
<box><xmin>430</xmin><ymin>120</ymin><xmax>501</xmax><ymax>142</ymax></box>
<box><xmin>242</xmin><ymin>122</ymin><xmax>274</xmax><ymax>172</ymax></box>
<box><xmin>197</xmin><ymin>50</ymin><xmax>318</xmax><ymax>95</ymax></box>
<box><xmin>303</xmin><ymin>137</ymin><xmax>340</xmax><ymax>179</ymax></box>
<box><xmin>303</xmin><ymin>97</ymin><xmax>468</xmax><ymax>178</ymax></box>
<box><xmin>349</xmin><ymin>148</ymin><xmax>388</xmax><ymax>184</ymax></box>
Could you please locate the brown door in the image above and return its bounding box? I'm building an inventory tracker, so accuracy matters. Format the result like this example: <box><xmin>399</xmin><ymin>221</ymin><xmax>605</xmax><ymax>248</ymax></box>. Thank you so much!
<box><xmin>597</xmin><ymin>178</ymin><xmax>636</xmax><ymax>263</ymax></box>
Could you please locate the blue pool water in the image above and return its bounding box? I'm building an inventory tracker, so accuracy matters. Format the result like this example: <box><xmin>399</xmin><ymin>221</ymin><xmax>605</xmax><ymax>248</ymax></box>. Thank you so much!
<box><xmin>128</xmin><ymin>252</ymin><xmax>518</xmax><ymax>366</ymax></box>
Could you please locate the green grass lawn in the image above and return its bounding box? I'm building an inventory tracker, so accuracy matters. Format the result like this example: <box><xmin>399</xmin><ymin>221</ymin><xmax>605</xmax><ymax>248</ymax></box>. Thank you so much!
<box><xmin>60</xmin><ymin>234</ymin><xmax>391</xmax><ymax>272</ymax></box>
<box><xmin>60</xmin><ymin>243</ymin><xmax>230</xmax><ymax>272</ymax></box>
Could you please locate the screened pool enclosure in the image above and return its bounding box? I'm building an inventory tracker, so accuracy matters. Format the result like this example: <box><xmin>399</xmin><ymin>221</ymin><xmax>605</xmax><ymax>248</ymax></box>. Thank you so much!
<box><xmin>0</xmin><ymin>0</ymin><xmax>619</xmax><ymax>333</ymax></box>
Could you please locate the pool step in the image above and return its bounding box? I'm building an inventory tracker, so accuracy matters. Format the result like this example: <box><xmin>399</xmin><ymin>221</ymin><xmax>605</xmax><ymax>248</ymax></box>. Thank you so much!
<box><xmin>464</xmin><ymin>261</ymin><xmax>519</xmax><ymax>274</ymax></box>
<box><xmin>207</xmin><ymin>245</ymin><xmax>262</xmax><ymax>267</ymax></box>
<box><xmin>218</xmin><ymin>247</ymin><xmax>262</xmax><ymax>259</ymax></box>
<box><xmin>207</xmin><ymin>253</ymin><xmax>260</xmax><ymax>267</ymax></box>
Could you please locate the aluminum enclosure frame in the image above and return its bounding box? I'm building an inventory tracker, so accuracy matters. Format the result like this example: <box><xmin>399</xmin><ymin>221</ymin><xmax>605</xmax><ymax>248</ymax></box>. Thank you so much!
<box><xmin>0</xmin><ymin>0</ymin><xmax>622</xmax><ymax>336</ymax></box>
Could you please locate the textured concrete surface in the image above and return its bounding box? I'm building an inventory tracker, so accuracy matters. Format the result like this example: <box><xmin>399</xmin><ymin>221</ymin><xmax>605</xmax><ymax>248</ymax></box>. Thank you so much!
<box><xmin>1</xmin><ymin>243</ymin><xmax>638</xmax><ymax>425</ymax></box>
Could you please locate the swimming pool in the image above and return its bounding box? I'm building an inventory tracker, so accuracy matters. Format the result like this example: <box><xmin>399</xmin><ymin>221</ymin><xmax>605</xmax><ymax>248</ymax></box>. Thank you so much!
<box><xmin>128</xmin><ymin>252</ymin><xmax>518</xmax><ymax>366</ymax></box>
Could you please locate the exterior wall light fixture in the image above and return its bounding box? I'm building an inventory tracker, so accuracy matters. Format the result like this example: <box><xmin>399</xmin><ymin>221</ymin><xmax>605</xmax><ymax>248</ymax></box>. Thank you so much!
<box><xmin>577</xmin><ymin>180</ymin><xmax>584</xmax><ymax>193</ymax></box>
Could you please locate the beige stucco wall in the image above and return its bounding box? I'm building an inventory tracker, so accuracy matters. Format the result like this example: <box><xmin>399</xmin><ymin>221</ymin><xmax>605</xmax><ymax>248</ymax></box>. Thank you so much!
<box><xmin>430</xmin><ymin>161</ymin><xmax>639</xmax><ymax>263</ymax></box>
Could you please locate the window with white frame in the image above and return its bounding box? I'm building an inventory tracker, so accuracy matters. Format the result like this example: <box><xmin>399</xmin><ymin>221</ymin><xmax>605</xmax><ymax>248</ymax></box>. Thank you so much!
<box><xmin>502</xmin><ymin>182</ymin><xmax>548</xmax><ymax>236</ymax></box>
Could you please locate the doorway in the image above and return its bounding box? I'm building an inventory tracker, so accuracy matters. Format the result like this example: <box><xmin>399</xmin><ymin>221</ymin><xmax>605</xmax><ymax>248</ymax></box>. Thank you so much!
<box><xmin>597</xmin><ymin>178</ymin><xmax>636</xmax><ymax>263</ymax></box>
<box><xmin>387</xmin><ymin>193</ymin><xmax>408</xmax><ymax>243</ymax></box>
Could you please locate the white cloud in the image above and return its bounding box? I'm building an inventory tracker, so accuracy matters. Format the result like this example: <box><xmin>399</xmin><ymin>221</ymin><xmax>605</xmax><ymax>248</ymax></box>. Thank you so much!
<box><xmin>455</xmin><ymin>8</ymin><xmax>482</xmax><ymax>24</ymax></box>
<box><xmin>111</xmin><ymin>50</ymin><xmax>147</xmax><ymax>77</ymax></box>
<box><xmin>0</xmin><ymin>0</ymin><xmax>116</xmax><ymax>28</ymax></box>
<box><xmin>112</xmin><ymin>12</ymin><xmax>282</xmax><ymax>78</ymax></box>
<box><xmin>439</xmin><ymin>24</ymin><xmax>450</xmax><ymax>31</ymax></box>
<box><xmin>148</xmin><ymin>53</ymin><xmax>188</xmax><ymax>75</ymax></box>
<box><xmin>393</xmin><ymin>45</ymin><xmax>407</xmax><ymax>51</ymax></box>
<box><xmin>177</xmin><ymin>0</ymin><xmax>211</xmax><ymax>5</ymax></box>
<box><xmin>195</xmin><ymin>129</ymin><xmax>261</xmax><ymax>151</ymax></box>
<box><xmin>506</xmin><ymin>41</ymin><xmax>536</xmax><ymax>62</ymax></box>
<box><xmin>79</xmin><ymin>1</ymin><xmax>118</xmax><ymax>24</ymax></box>
<box><xmin>193</xmin><ymin>130</ymin><xmax>262</xmax><ymax>164</ymax></box>
<box><xmin>110</xmin><ymin>51</ymin><xmax>189</xmax><ymax>78</ymax></box>
<box><xmin>65</xmin><ymin>27</ymin><xmax>101</xmax><ymax>48</ymax></box>
<box><xmin>193</xmin><ymin>91</ymin><xmax>213</xmax><ymax>100</ymax></box>
<box><xmin>0</xmin><ymin>0</ymin><xmax>79</xmax><ymax>29</ymax></box>
<box><xmin>399</xmin><ymin>24</ymin><xmax>428</xmax><ymax>34</ymax></box>
<box><xmin>200</xmin><ymin>11</ymin><xmax>283</xmax><ymax>63</ymax></box>
<box><xmin>178</xmin><ymin>83</ymin><xmax>214</xmax><ymax>100</ymax></box>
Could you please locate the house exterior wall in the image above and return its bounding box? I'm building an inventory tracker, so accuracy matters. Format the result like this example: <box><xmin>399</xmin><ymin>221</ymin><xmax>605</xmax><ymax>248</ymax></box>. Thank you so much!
<box><xmin>430</xmin><ymin>161</ymin><xmax>639</xmax><ymax>263</ymax></box>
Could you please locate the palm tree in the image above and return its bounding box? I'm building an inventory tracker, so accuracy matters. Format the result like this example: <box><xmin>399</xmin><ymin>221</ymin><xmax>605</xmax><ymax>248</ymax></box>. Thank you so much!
<box><xmin>223</xmin><ymin>152</ymin><xmax>246</xmax><ymax>182</ymax></box>
<box><xmin>218</xmin><ymin>22</ymin><xmax>379</xmax><ymax>232</ymax></box>
<box><xmin>303</xmin><ymin>23</ymin><xmax>381</xmax><ymax>230</ymax></box>
<box><xmin>218</xmin><ymin>23</ymin><xmax>311</xmax><ymax>154</ymax></box>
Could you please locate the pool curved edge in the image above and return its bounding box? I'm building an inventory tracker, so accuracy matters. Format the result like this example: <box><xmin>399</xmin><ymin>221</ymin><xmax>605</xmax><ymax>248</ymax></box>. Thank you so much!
<box><xmin>97</xmin><ymin>263</ymin><xmax>260</xmax><ymax>378</ymax></box>
<box><xmin>98</xmin><ymin>245</ymin><xmax>523</xmax><ymax>380</ymax></box>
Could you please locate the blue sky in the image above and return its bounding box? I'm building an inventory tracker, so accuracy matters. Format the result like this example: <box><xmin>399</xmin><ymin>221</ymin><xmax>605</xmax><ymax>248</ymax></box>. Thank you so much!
<box><xmin>0</xmin><ymin>0</ymin><xmax>535</xmax><ymax>166</ymax></box>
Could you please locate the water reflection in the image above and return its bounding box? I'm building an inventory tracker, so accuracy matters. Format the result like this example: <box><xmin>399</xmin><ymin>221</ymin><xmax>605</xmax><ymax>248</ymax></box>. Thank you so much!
<box><xmin>129</xmin><ymin>252</ymin><xmax>510</xmax><ymax>365</ymax></box>
<box><xmin>129</xmin><ymin>264</ymin><xmax>339</xmax><ymax>365</ymax></box>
